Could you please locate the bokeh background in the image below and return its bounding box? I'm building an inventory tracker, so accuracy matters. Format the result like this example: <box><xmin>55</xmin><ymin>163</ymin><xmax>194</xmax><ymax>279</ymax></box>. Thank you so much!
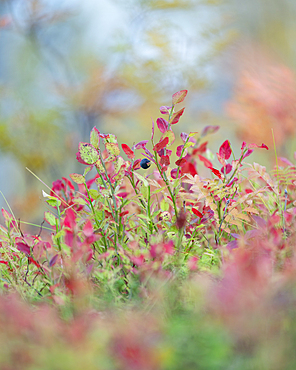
<box><xmin>0</xmin><ymin>0</ymin><xmax>296</xmax><ymax>225</ymax></box>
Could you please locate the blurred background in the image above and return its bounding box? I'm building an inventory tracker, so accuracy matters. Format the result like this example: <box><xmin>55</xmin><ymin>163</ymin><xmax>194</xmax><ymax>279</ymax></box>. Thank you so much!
<box><xmin>0</xmin><ymin>0</ymin><xmax>296</xmax><ymax>225</ymax></box>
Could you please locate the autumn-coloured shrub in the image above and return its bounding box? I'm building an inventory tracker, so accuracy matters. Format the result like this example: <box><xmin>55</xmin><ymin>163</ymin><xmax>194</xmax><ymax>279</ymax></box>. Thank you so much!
<box><xmin>1</xmin><ymin>90</ymin><xmax>296</xmax><ymax>369</ymax></box>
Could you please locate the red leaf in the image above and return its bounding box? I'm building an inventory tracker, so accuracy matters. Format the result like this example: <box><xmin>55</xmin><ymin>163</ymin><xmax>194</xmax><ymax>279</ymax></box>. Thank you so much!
<box><xmin>156</xmin><ymin>118</ymin><xmax>169</xmax><ymax>133</ymax></box>
<box><xmin>16</xmin><ymin>242</ymin><xmax>30</xmax><ymax>255</ymax></box>
<box><xmin>133</xmin><ymin>159</ymin><xmax>141</xmax><ymax>170</ymax></box>
<box><xmin>172</xmin><ymin>90</ymin><xmax>188</xmax><ymax>105</ymax></box>
<box><xmin>170</xmin><ymin>107</ymin><xmax>185</xmax><ymax>125</ymax></box>
<box><xmin>160</xmin><ymin>155</ymin><xmax>170</xmax><ymax>166</ymax></box>
<box><xmin>198</xmin><ymin>154</ymin><xmax>212</xmax><ymax>168</ymax></box>
<box><xmin>219</xmin><ymin>140</ymin><xmax>232</xmax><ymax>160</ymax></box>
<box><xmin>175</xmin><ymin>158</ymin><xmax>187</xmax><ymax>166</ymax></box>
<box><xmin>121</xmin><ymin>143</ymin><xmax>135</xmax><ymax>159</ymax></box>
<box><xmin>153</xmin><ymin>137</ymin><xmax>169</xmax><ymax>152</ymax></box>
<box><xmin>181</xmin><ymin>162</ymin><xmax>197</xmax><ymax>176</ymax></box>
<box><xmin>210</xmin><ymin>167</ymin><xmax>222</xmax><ymax>179</ymax></box>
<box><xmin>28</xmin><ymin>257</ymin><xmax>41</xmax><ymax>268</ymax></box>
<box><xmin>192</xmin><ymin>142</ymin><xmax>208</xmax><ymax>155</ymax></box>
<box><xmin>192</xmin><ymin>208</ymin><xmax>203</xmax><ymax>218</ymax></box>
<box><xmin>248</xmin><ymin>143</ymin><xmax>269</xmax><ymax>150</ymax></box>
<box><xmin>221</xmin><ymin>164</ymin><xmax>233</xmax><ymax>175</ymax></box>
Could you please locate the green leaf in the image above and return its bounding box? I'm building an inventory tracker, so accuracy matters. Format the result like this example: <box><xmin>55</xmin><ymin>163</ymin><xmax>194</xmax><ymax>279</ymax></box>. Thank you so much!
<box><xmin>42</xmin><ymin>190</ymin><xmax>62</xmax><ymax>207</ymax></box>
<box><xmin>160</xmin><ymin>198</ymin><xmax>170</xmax><ymax>212</ymax></box>
<box><xmin>184</xmin><ymin>141</ymin><xmax>195</xmax><ymax>149</ymax></box>
<box><xmin>103</xmin><ymin>134</ymin><xmax>117</xmax><ymax>144</ymax></box>
<box><xmin>151</xmin><ymin>186</ymin><xmax>167</xmax><ymax>194</ymax></box>
<box><xmin>72</xmin><ymin>197</ymin><xmax>88</xmax><ymax>205</ymax></box>
<box><xmin>151</xmin><ymin>210</ymin><xmax>161</xmax><ymax>219</ymax></box>
<box><xmin>79</xmin><ymin>143</ymin><xmax>100</xmax><ymax>164</ymax></box>
<box><xmin>95</xmin><ymin>158</ymin><xmax>105</xmax><ymax>173</ymax></box>
<box><xmin>89</xmin><ymin>189</ymin><xmax>103</xmax><ymax>201</ymax></box>
<box><xmin>90</xmin><ymin>127</ymin><xmax>100</xmax><ymax>149</ymax></box>
<box><xmin>44</xmin><ymin>211</ymin><xmax>56</xmax><ymax>226</ymax></box>
<box><xmin>189</xmin><ymin>131</ymin><xmax>198</xmax><ymax>137</ymax></box>
<box><xmin>83</xmin><ymin>166</ymin><xmax>92</xmax><ymax>177</ymax></box>
<box><xmin>129</xmin><ymin>219</ymin><xmax>136</xmax><ymax>229</ymax></box>
<box><xmin>140</xmin><ymin>184</ymin><xmax>149</xmax><ymax>200</ymax></box>
<box><xmin>46</xmin><ymin>198</ymin><xmax>62</xmax><ymax>208</ymax></box>
<box><xmin>134</xmin><ymin>172</ymin><xmax>149</xmax><ymax>187</ymax></box>
<box><xmin>105</xmin><ymin>142</ymin><xmax>120</xmax><ymax>157</ymax></box>
<box><xmin>69</xmin><ymin>173</ymin><xmax>85</xmax><ymax>184</ymax></box>
<box><xmin>137</xmin><ymin>214</ymin><xmax>150</xmax><ymax>221</ymax></box>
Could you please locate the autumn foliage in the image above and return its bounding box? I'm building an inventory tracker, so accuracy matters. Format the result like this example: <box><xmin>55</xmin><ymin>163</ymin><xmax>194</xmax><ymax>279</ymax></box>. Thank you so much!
<box><xmin>1</xmin><ymin>91</ymin><xmax>296</xmax><ymax>369</ymax></box>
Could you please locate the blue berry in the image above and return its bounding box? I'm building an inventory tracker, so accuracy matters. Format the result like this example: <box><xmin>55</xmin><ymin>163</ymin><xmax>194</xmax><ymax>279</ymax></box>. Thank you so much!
<box><xmin>140</xmin><ymin>158</ymin><xmax>151</xmax><ymax>169</ymax></box>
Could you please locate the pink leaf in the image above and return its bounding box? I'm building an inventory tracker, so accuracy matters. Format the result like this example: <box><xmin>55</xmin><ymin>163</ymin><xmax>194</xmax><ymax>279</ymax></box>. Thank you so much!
<box><xmin>219</xmin><ymin>140</ymin><xmax>232</xmax><ymax>160</ymax></box>
<box><xmin>49</xmin><ymin>254</ymin><xmax>59</xmax><ymax>267</ymax></box>
<box><xmin>121</xmin><ymin>143</ymin><xmax>135</xmax><ymax>159</ymax></box>
<box><xmin>216</xmin><ymin>153</ymin><xmax>226</xmax><ymax>167</ymax></box>
<box><xmin>83</xmin><ymin>219</ymin><xmax>93</xmax><ymax>237</ymax></box>
<box><xmin>151</xmin><ymin>118</ymin><xmax>155</xmax><ymax>141</ymax></box>
<box><xmin>159</xmin><ymin>105</ymin><xmax>171</xmax><ymax>114</ymax></box>
<box><xmin>242</xmin><ymin>149</ymin><xmax>254</xmax><ymax>160</ymax></box>
<box><xmin>226</xmin><ymin>177</ymin><xmax>238</xmax><ymax>187</ymax></box>
<box><xmin>16</xmin><ymin>242</ymin><xmax>30</xmax><ymax>255</ymax></box>
<box><xmin>279</xmin><ymin>157</ymin><xmax>294</xmax><ymax>167</ymax></box>
<box><xmin>171</xmin><ymin>168</ymin><xmax>181</xmax><ymax>179</ymax></box>
<box><xmin>172</xmin><ymin>90</ymin><xmax>188</xmax><ymax>105</ymax></box>
<box><xmin>176</xmin><ymin>145</ymin><xmax>184</xmax><ymax>157</ymax></box>
<box><xmin>63</xmin><ymin>208</ymin><xmax>76</xmax><ymax>229</ymax></box>
<box><xmin>180</xmin><ymin>132</ymin><xmax>189</xmax><ymax>143</ymax></box>
<box><xmin>188</xmin><ymin>256</ymin><xmax>199</xmax><ymax>271</ymax></box>
<box><xmin>163</xmin><ymin>241</ymin><xmax>174</xmax><ymax>255</ymax></box>
<box><xmin>134</xmin><ymin>140</ymin><xmax>148</xmax><ymax>150</ymax></box>
<box><xmin>201</xmin><ymin>125</ymin><xmax>219</xmax><ymax>137</ymax></box>
<box><xmin>117</xmin><ymin>192</ymin><xmax>128</xmax><ymax>198</ymax></box>
<box><xmin>156</xmin><ymin>117</ymin><xmax>169</xmax><ymax>133</ymax></box>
